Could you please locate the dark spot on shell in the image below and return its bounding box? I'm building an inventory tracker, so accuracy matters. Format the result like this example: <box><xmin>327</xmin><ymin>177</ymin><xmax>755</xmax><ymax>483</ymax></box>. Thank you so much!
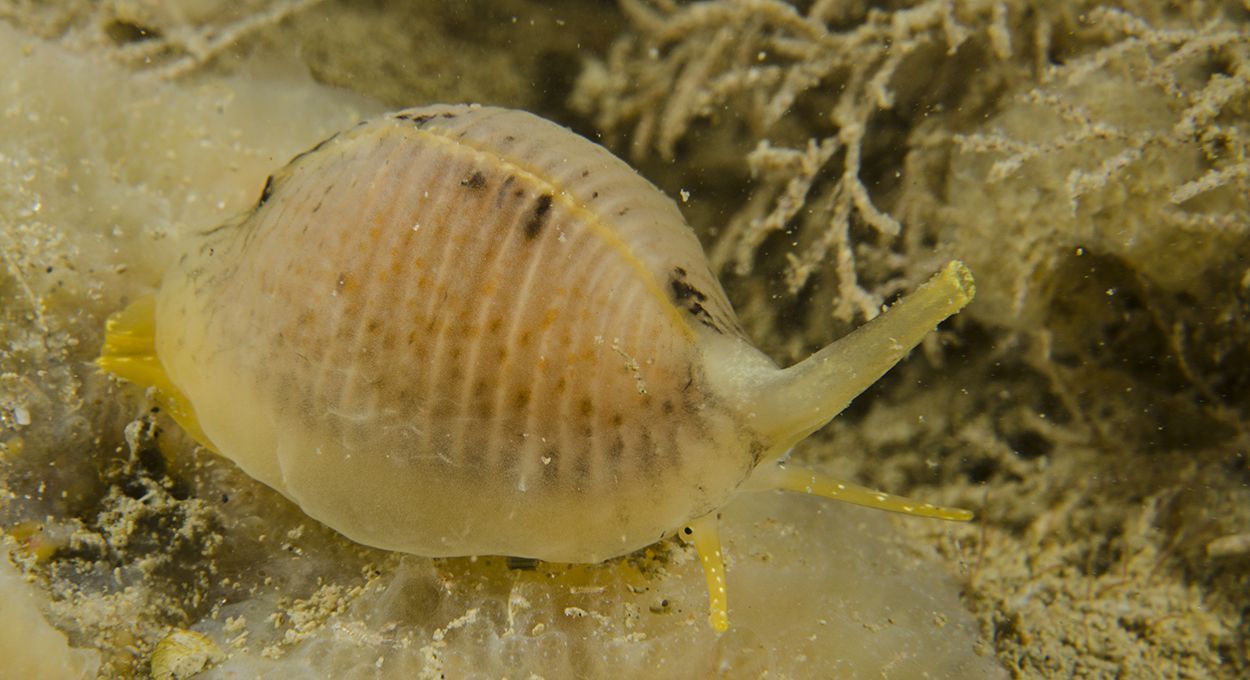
<box><xmin>514</xmin><ymin>389</ymin><xmax>531</xmax><ymax>408</ymax></box>
<box><xmin>257</xmin><ymin>175</ymin><xmax>275</xmax><ymax>208</ymax></box>
<box><xmin>573</xmin><ymin>451</ymin><xmax>591</xmax><ymax>486</ymax></box>
<box><xmin>669</xmin><ymin>272</ymin><xmax>706</xmax><ymax>304</ymax></box>
<box><xmin>496</xmin><ymin>176</ymin><xmax>516</xmax><ymax>207</ymax></box>
<box><xmin>396</xmin><ymin>112</ymin><xmax>436</xmax><ymax>127</ymax></box>
<box><xmin>523</xmin><ymin>194</ymin><xmax>553</xmax><ymax>240</ymax></box>
<box><xmin>639</xmin><ymin>431</ymin><xmax>657</xmax><ymax>476</ymax></box>
<box><xmin>668</xmin><ymin>267</ymin><xmax>723</xmax><ymax>333</ymax></box>
<box><xmin>749</xmin><ymin>440</ymin><xmax>766</xmax><ymax>467</ymax></box>
<box><xmin>287</xmin><ymin>131</ymin><xmax>341</xmax><ymax>166</ymax></box>
<box><xmin>461</xmin><ymin>171</ymin><xmax>487</xmax><ymax>190</ymax></box>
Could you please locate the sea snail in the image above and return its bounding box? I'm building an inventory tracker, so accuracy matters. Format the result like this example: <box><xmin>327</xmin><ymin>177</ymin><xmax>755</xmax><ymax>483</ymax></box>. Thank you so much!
<box><xmin>99</xmin><ymin>104</ymin><xmax>975</xmax><ymax>631</ymax></box>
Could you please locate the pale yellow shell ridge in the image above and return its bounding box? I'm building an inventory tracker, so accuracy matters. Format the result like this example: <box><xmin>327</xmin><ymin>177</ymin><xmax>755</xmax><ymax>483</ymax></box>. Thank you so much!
<box><xmin>154</xmin><ymin>104</ymin><xmax>768</xmax><ymax>563</ymax></box>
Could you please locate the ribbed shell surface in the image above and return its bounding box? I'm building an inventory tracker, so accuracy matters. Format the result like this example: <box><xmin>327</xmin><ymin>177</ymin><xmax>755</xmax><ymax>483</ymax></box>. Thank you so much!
<box><xmin>156</xmin><ymin>105</ymin><xmax>764</xmax><ymax>562</ymax></box>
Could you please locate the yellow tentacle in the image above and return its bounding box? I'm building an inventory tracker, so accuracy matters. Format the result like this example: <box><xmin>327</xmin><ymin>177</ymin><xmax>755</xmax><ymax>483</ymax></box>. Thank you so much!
<box><xmin>763</xmin><ymin>463</ymin><xmax>973</xmax><ymax>521</ymax></box>
<box><xmin>682</xmin><ymin>513</ymin><xmax>729</xmax><ymax>632</ymax></box>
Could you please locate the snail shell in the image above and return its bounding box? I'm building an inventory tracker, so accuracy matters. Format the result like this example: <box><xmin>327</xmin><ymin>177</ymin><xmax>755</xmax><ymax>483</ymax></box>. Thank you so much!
<box><xmin>159</xmin><ymin>104</ymin><xmax>763</xmax><ymax>561</ymax></box>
